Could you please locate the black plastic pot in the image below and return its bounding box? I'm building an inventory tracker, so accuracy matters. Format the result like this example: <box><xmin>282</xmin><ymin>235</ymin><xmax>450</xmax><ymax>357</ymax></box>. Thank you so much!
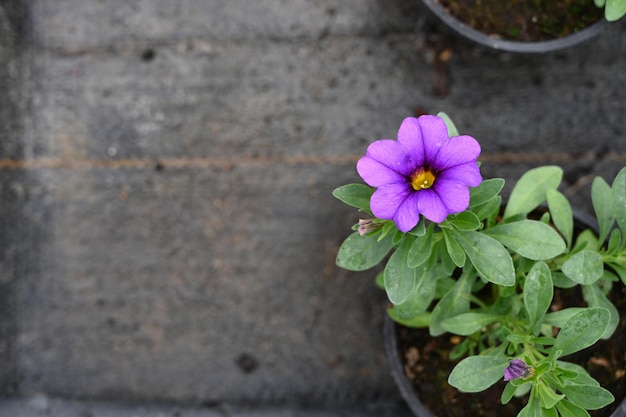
<box><xmin>383</xmin><ymin>209</ymin><xmax>626</xmax><ymax>417</ymax></box>
<box><xmin>420</xmin><ymin>0</ymin><xmax>608</xmax><ymax>53</ymax></box>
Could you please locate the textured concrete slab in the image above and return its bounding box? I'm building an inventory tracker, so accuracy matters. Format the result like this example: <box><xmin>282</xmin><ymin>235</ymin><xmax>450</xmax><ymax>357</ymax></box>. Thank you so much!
<box><xmin>0</xmin><ymin>396</ymin><xmax>412</xmax><ymax>417</ymax></box>
<box><xmin>1</xmin><ymin>0</ymin><xmax>626</xmax><ymax>411</ymax></box>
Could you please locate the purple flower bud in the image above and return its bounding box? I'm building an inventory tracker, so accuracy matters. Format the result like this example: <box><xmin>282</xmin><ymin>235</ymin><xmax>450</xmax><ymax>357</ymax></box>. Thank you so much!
<box><xmin>357</xmin><ymin>218</ymin><xmax>380</xmax><ymax>236</ymax></box>
<box><xmin>504</xmin><ymin>359</ymin><xmax>532</xmax><ymax>381</ymax></box>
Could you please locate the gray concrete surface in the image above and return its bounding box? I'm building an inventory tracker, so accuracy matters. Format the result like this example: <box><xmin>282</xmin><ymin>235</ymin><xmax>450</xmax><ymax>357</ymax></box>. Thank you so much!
<box><xmin>0</xmin><ymin>395</ymin><xmax>410</xmax><ymax>417</ymax></box>
<box><xmin>1</xmin><ymin>0</ymin><xmax>626</xmax><ymax>415</ymax></box>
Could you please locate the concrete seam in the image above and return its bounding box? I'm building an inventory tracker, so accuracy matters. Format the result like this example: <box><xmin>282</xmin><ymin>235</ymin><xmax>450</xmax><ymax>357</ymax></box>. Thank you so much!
<box><xmin>0</xmin><ymin>151</ymin><xmax>623</xmax><ymax>171</ymax></box>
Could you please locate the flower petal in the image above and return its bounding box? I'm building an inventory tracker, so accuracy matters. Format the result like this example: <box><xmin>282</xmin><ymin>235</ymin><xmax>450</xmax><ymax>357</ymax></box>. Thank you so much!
<box><xmin>433</xmin><ymin>135</ymin><xmax>481</xmax><ymax>171</ymax></box>
<box><xmin>434</xmin><ymin>179</ymin><xmax>471</xmax><ymax>214</ymax></box>
<box><xmin>414</xmin><ymin>115</ymin><xmax>450</xmax><ymax>164</ymax></box>
<box><xmin>362</xmin><ymin>139</ymin><xmax>414</xmax><ymax>177</ymax></box>
<box><xmin>504</xmin><ymin>359</ymin><xmax>528</xmax><ymax>381</ymax></box>
<box><xmin>416</xmin><ymin>189</ymin><xmax>449</xmax><ymax>223</ymax></box>
<box><xmin>357</xmin><ymin>156</ymin><xmax>405</xmax><ymax>187</ymax></box>
<box><xmin>438</xmin><ymin>161</ymin><xmax>483</xmax><ymax>187</ymax></box>
<box><xmin>369</xmin><ymin>183</ymin><xmax>411</xmax><ymax>220</ymax></box>
<box><xmin>397</xmin><ymin>117</ymin><xmax>426</xmax><ymax>166</ymax></box>
<box><xmin>393</xmin><ymin>192</ymin><xmax>421</xmax><ymax>232</ymax></box>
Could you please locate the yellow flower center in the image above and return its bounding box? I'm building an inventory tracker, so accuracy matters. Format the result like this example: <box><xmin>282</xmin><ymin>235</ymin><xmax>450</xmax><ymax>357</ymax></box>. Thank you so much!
<box><xmin>410</xmin><ymin>168</ymin><xmax>436</xmax><ymax>191</ymax></box>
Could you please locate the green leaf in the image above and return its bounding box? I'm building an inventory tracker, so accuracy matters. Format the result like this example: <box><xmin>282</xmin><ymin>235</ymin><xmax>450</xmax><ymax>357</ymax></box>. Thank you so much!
<box><xmin>387</xmin><ymin>308</ymin><xmax>430</xmax><ymax>328</ymax></box>
<box><xmin>469</xmin><ymin>178</ymin><xmax>505</xmax><ymax>208</ymax></box>
<box><xmin>552</xmin><ymin>272</ymin><xmax>578</xmax><ymax>288</ymax></box>
<box><xmin>407</xmin><ymin>224</ymin><xmax>433</xmax><ymax>268</ymax></box>
<box><xmin>562</xmin><ymin>251</ymin><xmax>604</xmax><ymax>285</ymax></box>
<box><xmin>542</xmin><ymin>406</ymin><xmax>559</xmax><ymax>417</ymax></box>
<box><xmin>430</xmin><ymin>271</ymin><xmax>475</xmax><ymax>336</ymax></box>
<box><xmin>537</xmin><ymin>381</ymin><xmax>565</xmax><ymax>409</ymax></box>
<box><xmin>592</xmin><ymin>176</ymin><xmax>614</xmax><ymax>244</ymax></box>
<box><xmin>556</xmin><ymin>399</ymin><xmax>591</xmax><ymax>417</ymax></box>
<box><xmin>553</xmin><ymin>308</ymin><xmax>610</xmax><ymax>356</ymax></box>
<box><xmin>391</xmin><ymin>228</ymin><xmax>404</xmax><ymax>245</ymax></box>
<box><xmin>607</xmin><ymin>228</ymin><xmax>622</xmax><ymax>253</ymax></box>
<box><xmin>441</xmin><ymin>312</ymin><xmax>501</xmax><ymax>336</ymax></box>
<box><xmin>448</xmin><ymin>355</ymin><xmax>510</xmax><ymax>392</ymax></box>
<box><xmin>374</xmin><ymin>270</ymin><xmax>384</xmax><ymax>289</ymax></box>
<box><xmin>605</xmin><ymin>0</ymin><xmax>626</xmax><ymax>21</ymax></box>
<box><xmin>608</xmin><ymin>262</ymin><xmax>626</xmax><ymax>285</ymax></box>
<box><xmin>557</xmin><ymin>361</ymin><xmax>600</xmax><ymax>387</ymax></box>
<box><xmin>582</xmin><ymin>284</ymin><xmax>619</xmax><ymax>339</ymax></box>
<box><xmin>408</xmin><ymin>219</ymin><xmax>427</xmax><ymax>237</ymax></box>
<box><xmin>559</xmin><ymin>384</ymin><xmax>615</xmax><ymax>410</ymax></box>
<box><xmin>504</xmin><ymin>166</ymin><xmax>563</xmax><ymax>219</ymax></box>
<box><xmin>437</xmin><ymin>111</ymin><xmax>459</xmax><ymax>137</ymax></box>
<box><xmin>483</xmin><ymin>220</ymin><xmax>566</xmax><ymax>260</ymax></box>
<box><xmin>501</xmin><ymin>382</ymin><xmax>518</xmax><ymax>405</ymax></box>
<box><xmin>543</xmin><ymin>308</ymin><xmax>586</xmax><ymax>328</ymax></box>
<box><xmin>377</xmin><ymin>221</ymin><xmax>396</xmax><ymax>242</ymax></box>
<box><xmin>393</xmin><ymin>267</ymin><xmax>438</xmax><ymax>318</ymax></box>
<box><xmin>524</xmin><ymin>261</ymin><xmax>553</xmax><ymax>333</ymax></box>
<box><xmin>336</xmin><ymin>232</ymin><xmax>394</xmax><ymax>271</ymax></box>
<box><xmin>572</xmin><ymin>229</ymin><xmax>600</xmax><ymax>253</ymax></box>
<box><xmin>595</xmin><ymin>0</ymin><xmax>606</xmax><ymax>7</ymax></box>
<box><xmin>436</xmin><ymin>237</ymin><xmax>458</xmax><ymax>275</ymax></box>
<box><xmin>547</xmin><ymin>189</ymin><xmax>573</xmax><ymax>248</ymax></box>
<box><xmin>451</xmin><ymin>230</ymin><xmax>515</xmax><ymax>286</ymax></box>
<box><xmin>474</xmin><ymin>195</ymin><xmax>502</xmax><ymax>222</ymax></box>
<box><xmin>450</xmin><ymin>211</ymin><xmax>482</xmax><ymax>231</ymax></box>
<box><xmin>443</xmin><ymin>229</ymin><xmax>466</xmax><ymax>268</ymax></box>
<box><xmin>384</xmin><ymin>237</ymin><xmax>417</xmax><ymax>305</ymax></box>
<box><xmin>332</xmin><ymin>183</ymin><xmax>373</xmax><ymax>210</ymax></box>
<box><xmin>518</xmin><ymin>390</ymin><xmax>542</xmax><ymax>417</ymax></box>
<box><xmin>612</xmin><ymin>167</ymin><xmax>626</xmax><ymax>240</ymax></box>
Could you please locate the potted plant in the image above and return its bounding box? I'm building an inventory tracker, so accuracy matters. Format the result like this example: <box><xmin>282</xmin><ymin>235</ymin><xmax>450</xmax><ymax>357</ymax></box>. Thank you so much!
<box><xmin>333</xmin><ymin>114</ymin><xmax>626</xmax><ymax>417</ymax></box>
<box><xmin>419</xmin><ymin>0</ymin><xmax>626</xmax><ymax>52</ymax></box>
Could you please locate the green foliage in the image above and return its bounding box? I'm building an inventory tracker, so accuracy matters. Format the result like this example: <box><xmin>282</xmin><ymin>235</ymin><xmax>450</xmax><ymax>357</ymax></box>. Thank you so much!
<box><xmin>448</xmin><ymin>355</ymin><xmax>511</xmax><ymax>392</ymax></box>
<box><xmin>334</xmin><ymin>114</ymin><xmax>626</xmax><ymax>417</ymax></box>
<box><xmin>603</xmin><ymin>0</ymin><xmax>626</xmax><ymax>21</ymax></box>
<box><xmin>553</xmin><ymin>308</ymin><xmax>610</xmax><ymax>356</ymax></box>
<box><xmin>332</xmin><ymin>183</ymin><xmax>372</xmax><ymax>211</ymax></box>
<box><xmin>335</xmin><ymin>232</ymin><xmax>393</xmax><ymax>271</ymax></box>
<box><xmin>503</xmin><ymin>166</ymin><xmax>562</xmax><ymax>219</ymax></box>
<box><xmin>523</xmin><ymin>262</ymin><xmax>553</xmax><ymax>333</ymax></box>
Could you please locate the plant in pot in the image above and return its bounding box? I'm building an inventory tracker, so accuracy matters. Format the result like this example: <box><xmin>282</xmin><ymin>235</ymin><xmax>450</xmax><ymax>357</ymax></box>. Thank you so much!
<box><xmin>419</xmin><ymin>0</ymin><xmax>626</xmax><ymax>52</ymax></box>
<box><xmin>333</xmin><ymin>114</ymin><xmax>626</xmax><ymax>417</ymax></box>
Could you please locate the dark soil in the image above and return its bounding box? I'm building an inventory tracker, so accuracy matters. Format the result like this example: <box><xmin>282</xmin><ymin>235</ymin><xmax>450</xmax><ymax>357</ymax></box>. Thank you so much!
<box><xmin>396</xmin><ymin>284</ymin><xmax>626</xmax><ymax>417</ymax></box>
<box><xmin>435</xmin><ymin>0</ymin><xmax>604</xmax><ymax>42</ymax></box>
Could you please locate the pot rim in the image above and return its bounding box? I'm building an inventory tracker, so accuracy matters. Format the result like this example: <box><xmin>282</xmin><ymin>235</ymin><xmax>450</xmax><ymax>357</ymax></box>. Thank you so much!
<box><xmin>419</xmin><ymin>0</ymin><xmax>608</xmax><ymax>53</ymax></box>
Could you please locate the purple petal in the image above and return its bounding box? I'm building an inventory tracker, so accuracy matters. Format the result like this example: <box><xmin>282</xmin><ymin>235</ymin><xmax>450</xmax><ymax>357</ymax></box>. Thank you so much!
<box><xmin>410</xmin><ymin>115</ymin><xmax>450</xmax><ymax>164</ymax></box>
<box><xmin>503</xmin><ymin>368</ymin><xmax>516</xmax><ymax>382</ymax></box>
<box><xmin>504</xmin><ymin>359</ymin><xmax>528</xmax><ymax>381</ymax></box>
<box><xmin>396</xmin><ymin>117</ymin><xmax>426</xmax><ymax>166</ymax></box>
<box><xmin>357</xmin><ymin>156</ymin><xmax>406</xmax><ymax>187</ymax></box>
<box><xmin>433</xmin><ymin>135</ymin><xmax>481</xmax><ymax>171</ymax></box>
<box><xmin>438</xmin><ymin>162</ymin><xmax>483</xmax><ymax>187</ymax></box>
<box><xmin>433</xmin><ymin>179</ymin><xmax>471</xmax><ymax>214</ymax></box>
<box><xmin>362</xmin><ymin>139</ymin><xmax>414</xmax><ymax>177</ymax></box>
<box><xmin>369</xmin><ymin>183</ymin><xmax>411</xmax><ymax>220</ymax></box>
<box><xmin>416</xmin><ymin>189</ymin><xmax>449</xmax><ymax>223</ymax></box>
<box><xmin>393</xmin><ymin>192</ymin><xmax>421</xmax><ymax>232</ymax></box>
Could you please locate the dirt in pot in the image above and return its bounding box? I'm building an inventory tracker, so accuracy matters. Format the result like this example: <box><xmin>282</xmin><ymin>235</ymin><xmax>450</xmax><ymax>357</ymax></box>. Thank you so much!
<box><xmin>436</xmin><ymin>0</ymin><xmax>604</xmax><ymax>42</ymax></box>
<box><xmin>396</xmin><ymin>284</ymin><xmax>626</xmax><ymax>417</ymax></box>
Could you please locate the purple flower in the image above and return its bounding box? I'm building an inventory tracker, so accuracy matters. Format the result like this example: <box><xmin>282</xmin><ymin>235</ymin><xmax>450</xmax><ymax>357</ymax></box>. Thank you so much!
<box><xmin>356</xmin><ymin>115</ymin><xmax>482</xmax><ymax>232</ymax></box>
<box><xmin>504</xmin><ymin>359</ymin><xmax>532</xmax><ymax>381</ymax></box>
